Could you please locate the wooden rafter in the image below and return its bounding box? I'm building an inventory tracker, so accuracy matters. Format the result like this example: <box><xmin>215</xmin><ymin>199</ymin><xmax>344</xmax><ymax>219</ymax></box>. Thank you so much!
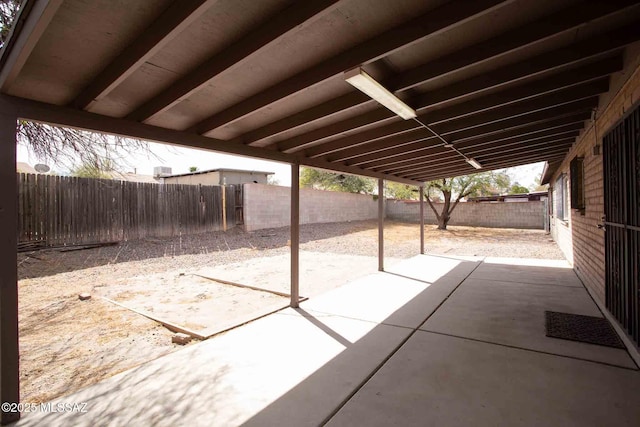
<box><xmin>275</xmin><ymin>63</ymin><xmax>615</xmax><ymax>154</ymax></box>
<box><xmin>126</xmin><ymin>0</ymin><xmax>342</xmax><ymax>122</ymax></box>
<box><xmin>234</xmin><ymin>0</ymin><xmax>636</xmax><ymax>146</ymax></box>
<box><xmin>305</xmin><ymin>90</ymin><xmax>601</xmax><ymax>160</ymax></box>
<box><xmin>363</xmin><ymin>126</ymin><xmax>583</xmax><ymax>170</ymax></box>
<box><xmin>72</xmin><ymin>0</ymin><xmax>218</xmax><ymax>109</ymax></box>
<box><xmin>340</xmin><ymin>112</ymin><xmax>591</xmax><ymax>165</ymax></box>
<box><xmin>187</xmin><ymin>0</ymin><xmax>507</xmax><ymax>134</ymax></box>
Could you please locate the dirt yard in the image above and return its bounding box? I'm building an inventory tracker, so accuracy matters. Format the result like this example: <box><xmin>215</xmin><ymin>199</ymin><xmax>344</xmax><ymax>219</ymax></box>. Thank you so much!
<box><xmin>18</xmin><ymin>220</ymin><xmax>564</xmax><ymax>403</ymax></box>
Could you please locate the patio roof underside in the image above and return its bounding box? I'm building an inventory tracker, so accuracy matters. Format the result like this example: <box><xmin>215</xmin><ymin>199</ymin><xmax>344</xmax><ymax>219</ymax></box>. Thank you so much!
<box><xmin>2</xmin><ymin>0</ymin><xmax>640</xmax><ymax>184</ymax></box>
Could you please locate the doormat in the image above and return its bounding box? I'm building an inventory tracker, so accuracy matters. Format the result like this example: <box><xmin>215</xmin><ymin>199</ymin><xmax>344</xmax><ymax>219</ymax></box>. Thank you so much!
<box><xmin>545</xmin><ymin>311</ymin><xmax>626</xmax><ymax>349</ymax></box>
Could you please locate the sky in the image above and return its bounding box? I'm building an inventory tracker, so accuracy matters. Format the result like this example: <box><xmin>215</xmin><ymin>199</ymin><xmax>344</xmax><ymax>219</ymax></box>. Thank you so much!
<box><xmin>17</xmin><ymin>139</ymin><xmax>545</xmax><ymax>190</ymax></box>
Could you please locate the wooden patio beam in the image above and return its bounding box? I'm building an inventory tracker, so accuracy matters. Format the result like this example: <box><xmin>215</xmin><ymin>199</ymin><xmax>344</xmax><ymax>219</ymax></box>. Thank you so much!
<box><xmin>404</xmin><ymin>160</ymin><xmax>475</xmax><ymax>181</ymax></box>
<box><xmin>339</xmin><ymin>111</ymin><xmax>590</xmax><ymax>166</ymax></box>
<box><xmin>308</xmin><ymin>91</ymin><xmax>599</xmax><ymax>161</ymax></box>
<box><xmin>0</xmin><ymin>94</ymin><xmax>420</xmax><ymax>185</ymax></box>
<box><xmin>277</xmin><ymin>108</ymin><xmax>397</xmax><ymax>153</ymax></box>
<box><xmin>284</xmin><ymin>70</ymin><xmax>612</xmax><ymax>155</ymax></box>
<box><xmin>390</xmin><ymin>142</ymin><xmax>575</xmax><ymax>176</ymax></box>
<box><xmin>384</xmin><ymin>138</ymin><xmax>575</xmax><ymax>175</ymax></box>
<box><xmin>187</xmin><ymin>0</ymin><xmax>507</xmax><ymax>134</ymax></box>
<box><xmin>408</xmin><ymin>162</ymin><xmax>547</xmax><ymax>182</ymax></box>
<box><xmin>233</xmin><ymin>0</ymin><xmax>635</xmax><ymax>146</ymax></box>
<box><xmin>127</xmin><ymin>0</ymin><xmax>341</xmax><ymax>122</ymax></box>
<box><xmin>391</xmin><ymin>0</ymin><xmax>639</xmax><ymax>92</ymax></box>
<box><xmin>0</xmin><ymin>0</ymin><xmax>63</xmax><ymax>91</ymax></box>
<box><xmin>475</xmin><ymin>147</ymin><xmax>572</xmax><ymax>164</ymax></box>
<box><xmin>394</xmin><ymin>150</ymin><xmax>571</xmax><ymax>180</ymax></box>
<box><xmin>358</xmin><ymin>123</ymin><xmax>584</xmax><ymax>169</ymax></box>
<box><xmin>236</xmin><ymin>92</ymin><xmax>371</xmax><ymax>146</ymax></box>
<box><xmin>368</xmin><ymin>129</ymin><xmax>581</xmax><ymax>172</ymax></box>
<box><xmin>407</xmin><ymin>153</ymin><xmax>568</xmax><ymax>181</ymax></box>
<box><xmin>415</xmin><ymin>23</ymin><xmax>640</xmax><ymax>109</ymax></box>
<box><xmin>72</xmin><ymin>0</ymin><xmax>218</xmax><ymax>110</ymax></box>
<box><xmin>377</xmin><ymin>138</ymin><xmax>577</xmax><ymax>175</ymax></box>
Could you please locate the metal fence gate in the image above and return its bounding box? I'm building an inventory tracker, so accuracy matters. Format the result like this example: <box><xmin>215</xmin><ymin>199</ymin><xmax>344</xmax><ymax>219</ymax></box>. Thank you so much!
<box><xmin>603</xmin><ymin>105</ymin><xmax>640</xmax><ymax>346</ymax></box>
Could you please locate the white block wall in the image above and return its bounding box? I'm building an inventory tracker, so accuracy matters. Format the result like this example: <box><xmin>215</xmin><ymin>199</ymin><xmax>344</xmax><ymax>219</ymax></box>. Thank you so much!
<box><xmin>243</xmin><ymin>184</ymin><xmax>380</xmax><ymax>231</ymax></box>
<box><xmin>386</xmin><ymin>199</ymin><xmax>546</xmax><ymax>229</ymax></box>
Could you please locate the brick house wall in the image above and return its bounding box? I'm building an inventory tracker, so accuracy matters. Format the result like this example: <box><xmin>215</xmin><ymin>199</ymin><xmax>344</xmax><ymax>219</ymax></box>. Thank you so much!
<box><xmin>549</xmin><ymin>44</ymin><xmax>640</xmax><ymax>305</ymax></box>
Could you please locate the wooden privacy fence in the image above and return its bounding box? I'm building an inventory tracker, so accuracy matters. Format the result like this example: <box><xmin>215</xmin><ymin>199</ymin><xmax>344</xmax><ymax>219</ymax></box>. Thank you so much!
<box><xmin>18</xmin><ymin>173</ymin><xmax>236</xmax><ymax>246</ymax></box>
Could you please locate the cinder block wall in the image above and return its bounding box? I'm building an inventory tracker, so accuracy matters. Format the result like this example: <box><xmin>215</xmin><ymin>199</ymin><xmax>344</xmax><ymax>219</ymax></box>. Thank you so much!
<box><xmin>243</xmin><ymin>184</ymin><xmax>379</xmax><ymax>231</ymax></box>
<box><xmin>386</xmin><ymin>200</ymin><xmax>545</xmax><ymax>229</ymax></box>
<box><xmin>549</xmin><ymin>45</ymin><xmax>640</xmax><ymax>305</ymax></box>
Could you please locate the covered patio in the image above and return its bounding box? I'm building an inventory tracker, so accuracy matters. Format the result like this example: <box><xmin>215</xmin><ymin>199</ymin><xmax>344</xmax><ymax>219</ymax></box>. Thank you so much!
<box><xmin>14</xmin><ymin>254</ymin><xmax>640</xmax><ymax>426</ymax></box>
<box><xmin>1</xmin><ymin>0</ymin><xmax>640</xmax><ymax>424</ymax></box>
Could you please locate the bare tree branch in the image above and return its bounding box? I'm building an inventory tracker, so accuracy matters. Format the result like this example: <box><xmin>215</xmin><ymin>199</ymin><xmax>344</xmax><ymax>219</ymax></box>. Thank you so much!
<box><xmin>17</xmin><ymin>120</ymin><xmax>156</xmax><ymax>172</ymax></box>
<box><xmin>0</xmin><ymin>0</ymin><xmax>21</xmax><ymax>49</ymax></box>
<box><xmin>3</xmin><ymin>2</ymin><xmax>155</xmax><ymax>173</ymax></box>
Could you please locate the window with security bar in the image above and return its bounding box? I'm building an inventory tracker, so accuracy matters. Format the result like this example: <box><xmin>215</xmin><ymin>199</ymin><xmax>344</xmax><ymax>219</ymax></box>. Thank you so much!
<box><xmin>570</xmin><ymin>156</ymin><xmax>585</xmax><ymax>211</ymax></box>
<box><xmin>554</xmin><ymin>174</ymin><xmax>568</xmax><ymax>221</ymax></box>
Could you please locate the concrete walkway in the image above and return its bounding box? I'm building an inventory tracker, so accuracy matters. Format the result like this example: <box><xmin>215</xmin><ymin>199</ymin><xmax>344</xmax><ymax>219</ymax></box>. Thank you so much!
<box><xmin>15</xmin><ymin>255</ymin><xmax>639</xmax><ymax>426</ymax></box>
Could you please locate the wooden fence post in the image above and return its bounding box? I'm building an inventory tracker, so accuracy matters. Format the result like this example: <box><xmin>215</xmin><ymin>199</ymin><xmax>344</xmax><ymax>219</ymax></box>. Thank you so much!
<box><xmin>222</xmin><ymin>185</ymin><xmax>227</xmax><ymax>232</ymax></box>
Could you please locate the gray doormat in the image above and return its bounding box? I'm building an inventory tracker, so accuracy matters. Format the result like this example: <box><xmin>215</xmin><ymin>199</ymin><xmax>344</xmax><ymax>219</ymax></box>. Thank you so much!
<box><xmin>545</xmin><ymin>311</ymin><xmax>626</xmax><ymax>349</ymax></box>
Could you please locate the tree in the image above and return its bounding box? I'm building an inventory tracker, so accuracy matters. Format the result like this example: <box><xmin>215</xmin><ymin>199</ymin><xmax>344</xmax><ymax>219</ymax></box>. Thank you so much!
<box><xmin>508</xmin><ymin>182</ymin><xmax>530</xmax><ymax>194</ymax></box>
<box><xmin>267</xmin><ymin>175</ymin><xmax>280</xmax><ymax>185</ymax></box>
<box><xmin>0</xmin><ymin>0</ymin><xmax>20</xmax><ymax>49</ymax></box>
<box><xmin>425</xmin><ymin>170</ymin><xmax>512</xmax><ymax>230</ymax></box>
<box><xmin>299</xmin><ymin>167</ymin><xmax>375</xmax><ymax>194</ymax></box>
<box><xmin>189</xmin><ymin>166</ymin><xmax>199</xmax><ymax>172</ymax></box>
<box><xmin>71</xmin><ymin>163</ymin><xmax>111</xmax><ymax>179</ymax></box>
<box><xmin>385</xmin><ymin>182</ymin><xmax>419</xmax><ymax>200</ymax></box>
<box><xmin>532</xmin><ymin>175</ymin><xmax>549</xmax><ymax>192</ymax></box>
<box><xmin>71</xmin><ymin>158</ymin><xmax>114</xmax><ymax>179</ymax></box>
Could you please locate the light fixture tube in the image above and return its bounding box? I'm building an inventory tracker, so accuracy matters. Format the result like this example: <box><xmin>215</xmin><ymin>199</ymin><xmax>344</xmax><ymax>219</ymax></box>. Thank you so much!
<box><xmin>466</xmin><ymin>158</ymin><xmax>482</xmax><ymax>169</ymax></box>
<box><xmin>344</xmin><ymin>68</ymin><xmax>417</xmax><ymax>120</ymax></box>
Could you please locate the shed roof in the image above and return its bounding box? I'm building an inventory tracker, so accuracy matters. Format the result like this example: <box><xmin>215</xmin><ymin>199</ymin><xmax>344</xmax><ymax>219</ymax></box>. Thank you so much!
<box><xmin>2</xmin><ymin>0</ymin><xmax>639</xmax><ymax>184</ymax></box>
<box><xmin>165</xmin><ymin>168</ymin><xmax>274</xmax><ymax>178</ymax></box>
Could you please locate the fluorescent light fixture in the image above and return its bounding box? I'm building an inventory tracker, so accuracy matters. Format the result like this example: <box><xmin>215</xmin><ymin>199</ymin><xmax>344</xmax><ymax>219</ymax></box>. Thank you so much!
<box><xmin>344</xmin><ymin>68</ymin><xmax>416</xmax><ymax>120</ymax></box>
<box><xmin>466</xmin><ymin>158</ymin><xmax>482</xmax><ymax>169</ymax></box>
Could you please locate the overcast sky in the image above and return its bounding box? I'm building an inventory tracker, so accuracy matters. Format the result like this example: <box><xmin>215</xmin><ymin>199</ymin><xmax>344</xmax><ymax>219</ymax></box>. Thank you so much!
<box><xmin>17</xmin><ymin>140</ymin><xmax>545</xmax><ymax>189</ymax></box>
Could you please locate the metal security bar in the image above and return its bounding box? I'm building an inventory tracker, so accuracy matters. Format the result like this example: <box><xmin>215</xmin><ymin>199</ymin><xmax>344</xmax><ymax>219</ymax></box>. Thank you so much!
<box><xmin>603</xmin><ymin>104</ymin><xmax>640</xmax><ymax>346</ymax></box>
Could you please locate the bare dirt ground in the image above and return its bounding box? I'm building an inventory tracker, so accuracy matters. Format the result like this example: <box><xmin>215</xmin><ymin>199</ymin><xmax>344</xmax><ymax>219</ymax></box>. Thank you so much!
<box><xmin>18</xmin><ymin>220</ymin><xmax>564</xmax><ymax>403</ymax></box>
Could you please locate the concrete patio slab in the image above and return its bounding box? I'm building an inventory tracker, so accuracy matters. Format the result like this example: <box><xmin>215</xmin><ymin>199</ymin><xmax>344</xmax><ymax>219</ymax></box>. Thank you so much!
<box><xmin>469</xmin><ymin>257</ymin><xmax>583</xmax><ymax>287</ymax></box>
<box><xmin>301</xmin><ymin>255</ymin><xmax>478</xmax><ymax>328</ymax></box>
<box><xmin>420</xmin><ymin>278</ymin><xmax>636</xmax><ymax>368</ymax></box>
<box><xmin>15</xmin><ymin>255</ymin><xmax>637</xmax><ymax>426</ymax></box>
<box><xmin>16</xmin><ymin>308</ymin><xmax>410</xmax><ymax>427</ymax></box>
<box><xmin>326</xmin><ymin>331</ymin><xmax>640</xmax><ymax>427</ymax></box>
<box><xmin>385</xmin><ymin>254</ymin><xmax>482</xmax><ymax>282</ymax></box>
